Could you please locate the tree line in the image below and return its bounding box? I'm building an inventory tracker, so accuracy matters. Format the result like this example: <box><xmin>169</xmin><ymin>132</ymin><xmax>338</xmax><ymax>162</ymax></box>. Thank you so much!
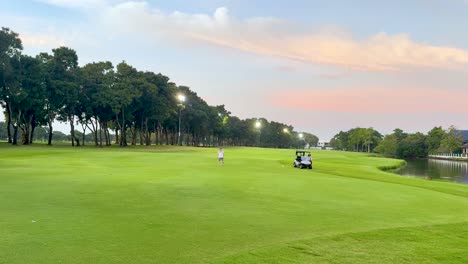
<box><xmin>0</xmin><ymin>27</ymin><xmax>318</xmax><ymax>148</ymax></box>
<box><xmin>0</xmin><ymin>121</ymin><xmax>80</xmax><ymax>142</ymax></box>
<box><xmin>330</xmin><ymin>126</ymin><xmax>465</xmax><ymax>158</ymax></box>
<box><xmin>329</xmin><ymin>127</ymin><xmax>383</xmax><ymax>153</ymax></box>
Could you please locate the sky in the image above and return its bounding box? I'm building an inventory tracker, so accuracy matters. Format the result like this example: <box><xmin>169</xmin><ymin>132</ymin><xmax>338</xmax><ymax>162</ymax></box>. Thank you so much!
<box><xmin>1</xmin><ymin>0</ymin><xmax>468</xmax><ymax>141</ymax></box>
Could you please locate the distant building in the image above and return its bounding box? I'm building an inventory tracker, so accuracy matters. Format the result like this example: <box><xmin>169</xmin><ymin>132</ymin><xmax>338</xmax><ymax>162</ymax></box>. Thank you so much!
<box><xmin>463</xmin><ymin>143</ymin><xmax>468</xmax><ymax>155</ymax></box>
<box><xmin>458</xmin><ymin>130</ymin><xmax>468</xmax><ymax>144</ymax></box>
<box><xmin>457</xmin><ymin>130</ymin><xmax>468</xmax><ymax>156</ymax></box>
<box><xmin>318</xmin><ymin>142</ymin><xmax>333</xmax><ymax>150</ymax></box>
<box><xmin>318</xmin><ymin>142</ymin><xmax>328</xmax><ymax>148</ymax></box>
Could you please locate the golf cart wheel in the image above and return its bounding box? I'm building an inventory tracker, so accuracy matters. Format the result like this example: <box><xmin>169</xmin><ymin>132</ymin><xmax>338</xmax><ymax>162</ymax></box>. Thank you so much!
<box><xmin>308</xmin><ymin>165</ymin><xmax>312</xmax><ymax>170</ymax></box>
<box><xmin>293</xmin><ymin>162</ymin><xmax>297</xmax><ymax>167</ymax></box>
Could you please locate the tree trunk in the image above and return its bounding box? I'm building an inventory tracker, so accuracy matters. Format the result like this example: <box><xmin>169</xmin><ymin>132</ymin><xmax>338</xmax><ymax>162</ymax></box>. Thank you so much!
<box><xmin>70</xmin><ymin>114</ymin><xmax>75</xmax><ymax>147</ymax></box>
<box><xmin>75</xmin><ymin>135</ymin><xmax>80</xmax><ymax>146</ymax></box>
<box><xmin>20</xmin><ymin>125</ymin><xmax>28</xmax><ymax>145</ymax></box>
<box><xmin>139</xmin><ymin>127</ymin><xmax>144</xmax><ymax>146</ymax></box>
<box><xmin>12</xmin><ymin>111</ymin><xmax>21</xmax><ymax>145</ymax></box>
<box><xmin>99</xmin><ymin>120</ymin><xmax>103</xmax><ymax>147</ymax></box>
<box><xmin>153</xmin><ymin>122</ymin><xmax>159</xmax><ymax>146</ymax></box>
<box><xmin>121</xmin><ymin>108</ymin><xmax>127</xmax><ymax>146</ymax></box>
<box><xmin>172</xmin><ymin>130</ymin><xmax>176</xmax><ymax>145</ymax></box>
<box><xmin>6</xmin><ymin>102</ymin><xmax>12</xmax><ymax>143</ymax></box>
<box><xmin>144</xmin><ymin>119</ymin><xmax>150</xmax><ymax>146</ymax></box>
<box><xmin>129</xmin><ymin>127</ymin><xmax>134</xmax><ymax>145</ymax></box>
<box><xmin>134</xmin><ymin>127</ymin><xmax>138</xmax><ymax>146</ymax></box>
<box><xmin>29</xmin><ymin>114</ymin><xmax>36</xmax><ymax>144</ymax></box>
<box><xmin>24</xmin><ymin>118</ymin><xmax>30</xmax><ymax>145</ymax></box>
<box><xmin>20</xmin><ymin>114</ymin><xmax>30</xmax><ymax>145</ymax></box>
<box><xmin>89</xmin><ymin>117</ymin><xmax>98</xmax><ymax>146</ymax></box>
<box><xmin>164</xmin><ymin>128</ymin><xmax>169</xmax><ymax>145</ymax></box>
<box><xmin>107</xmin><ymin>126</ymin><xmax>111</xmax><ymax>146</ymax></box>
<box><xmin>115</xmin><ymin>128</ymin><xmax>119</xmax><ymax>145</ymax></box>
<box><xmin>48</xmin><ymin>115</ymin><xmax>53</xmax><ymax>145</ymax></box>
<box><xmin>12</xmin><ymin>124</ymin><xmax>19</xmax><ymax>145</ymax></box>
<box><xmin>103</xmin><ymin>122</ymin><xmax>109</xmax><ymax>146</ymax></box>
<box><xmin>129</xmin><ymin>125</ymin><xmax>137</xmax><ymax>146</ymax></box>
<box><xmin>81</xmin><ymin>123</ymin><xmax>86</xmax><ymax>146</ymax></box>
<box><xmin>158</xmin><ymin>123</ymin><xmax>163</xmax><ymax>145</ymax></box>
<box><xmin>139</xmin><ymin>117</ymin><xmax>144</xmax><ymax>146</ymax></box>
<box><xmin>146</xmin><ymin>132</ymin><xmax>151</xmax><ymax>146</ymax></box>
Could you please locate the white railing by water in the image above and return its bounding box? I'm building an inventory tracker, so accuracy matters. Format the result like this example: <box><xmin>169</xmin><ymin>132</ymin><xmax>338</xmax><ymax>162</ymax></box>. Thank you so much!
<box><xmin>429</xmin><ymin>154</ymin><xmax>468</xmax><ymax>161</ymax></box>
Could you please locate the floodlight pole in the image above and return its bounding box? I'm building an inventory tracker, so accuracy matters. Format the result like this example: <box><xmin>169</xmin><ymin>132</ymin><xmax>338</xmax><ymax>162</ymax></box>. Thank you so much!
<box><xmin>258</xmin><ymin>129</ymin><xmax>262</xmax><ymax>147</ymax></box>
<box><xmin>178</xmin><ymin>107</ymin><xmax>182</xmax><ymax>146</ymax></box>
<box><xmin>255</xmin><ymin>121</ymin><xmax>262</xmax><ymax>147</ymax></box>
<box><xmin>298</xmin><ymin>133</ymin><xmax>304</xmax><ymax>149</ymax></box>
<box><xmin>177</xmin><ymin>94</ymin><xmax>185</xmax><ymax>146</ymax></box>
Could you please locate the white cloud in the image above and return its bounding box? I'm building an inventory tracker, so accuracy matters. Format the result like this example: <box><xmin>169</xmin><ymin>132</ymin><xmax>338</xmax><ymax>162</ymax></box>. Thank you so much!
<box><xmin>98</xmin><ymin>2</ymin><xmax>468</xmax><ymax>72</ymax></box>
<box><xmin>0</xmin><ymin>14</ymin><xmax>68</xmax><ymax>54</ymax></box>
<box><xmin>20</xmin><ymin>33</ymin><xmax>66</xmax><ymax>49</ymax></box>
<box><xmin>36</xmin><ymin>0</ymin><xmax>108</xmax><ymax>9</ymax></box>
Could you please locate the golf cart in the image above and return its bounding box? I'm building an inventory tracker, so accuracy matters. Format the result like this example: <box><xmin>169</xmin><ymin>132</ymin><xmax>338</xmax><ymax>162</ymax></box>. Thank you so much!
<box><xmin>293</xmin><ymin>150</ymin><xmax>312</xmax><ymax>169</ymax></box>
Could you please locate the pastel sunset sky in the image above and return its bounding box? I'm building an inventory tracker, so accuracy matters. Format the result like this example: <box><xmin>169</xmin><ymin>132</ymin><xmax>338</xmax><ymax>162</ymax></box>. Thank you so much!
<box><xmin>1</xmin><ymin>0</ymin><xmax>467</xmax><ymax>140</ymax></box>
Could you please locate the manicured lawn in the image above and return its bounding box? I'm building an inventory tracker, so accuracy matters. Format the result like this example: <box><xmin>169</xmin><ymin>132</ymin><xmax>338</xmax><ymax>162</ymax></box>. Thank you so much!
<box><xmin>0</xmin><ymin>144</ymin><xmax>467</xmax><ymax>263</ymax></box>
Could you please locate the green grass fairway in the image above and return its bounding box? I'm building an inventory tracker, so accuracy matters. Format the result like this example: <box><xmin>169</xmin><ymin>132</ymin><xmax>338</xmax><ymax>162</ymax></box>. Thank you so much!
<box><xmin>1</xmin><ymin>144</ymin><xmax>467</xmax><ymax>264</ymax></box>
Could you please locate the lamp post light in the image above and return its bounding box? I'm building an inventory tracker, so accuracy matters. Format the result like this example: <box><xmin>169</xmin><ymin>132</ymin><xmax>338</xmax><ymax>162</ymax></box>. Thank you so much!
<box><xmin>177</xmin><ymin>94</ymin><xmax>186</xmax><ymax>146</ymax></box>
<box><xmin>255</xmin><ymin>121</ymin><xmax>261</xmax><ymax>129</ymax></box>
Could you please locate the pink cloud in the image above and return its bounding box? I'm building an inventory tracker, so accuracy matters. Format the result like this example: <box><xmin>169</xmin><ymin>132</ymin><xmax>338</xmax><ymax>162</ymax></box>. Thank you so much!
<box><xmin>268</xmin><ymin>87</ymin><xmax>468</xmax><ymax>114</ymax></box>
<box><xmin>101</xmin><ymin>5</ymin><xmax>468</xmax><ymax>72</ymax></box>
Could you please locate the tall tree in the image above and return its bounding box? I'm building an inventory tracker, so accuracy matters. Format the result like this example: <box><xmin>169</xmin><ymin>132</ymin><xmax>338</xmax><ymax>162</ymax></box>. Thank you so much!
<box><xmin>330</xmin><ymin>131</ymin><xmax>349</xmax><ymax>151</ymax></box>
<box><xmin>37</xmin><ymin>52</ymin><xmax>59</xmax><ymax>145</ymax></box>
<box><xmin>439</xmin><ymin>126</ymin><xmax>463</xmax><ymax>154</ymax></box>
<box><xmin>51</xmin><ymin>47</ymin><xmax>80</xmax><ymax>146</ymax></box>
<box><xmin>113</xmin><ymin>62</ymin><xmax>141</xmax><ymax>146</ymax></box>
<box><xmin>0</xmin><ymin>27</ymin><xmax>23</xmax><ymax>144</ymax></box>
<box><xmin>17</xmin><ymin>55</ymin><xmax>47</xmax><ymax>144</ymax></box>
<box><xmin>375</xmin><ymin>134</ymin><xmax>398</xmax><ymax>157</ymax></box>
<box><xmin>426</xmin><ymin>126</ymin><xmax>445</xmax><ymax>154</ymax></box>
<box><xmin>139</xmin><ymin>72</ymin><xmax>177</xmax><ymax>146</ymax></box>
<box><xmin>397</xmin><ymin>132</ymin><xmax>427</xmax><ymax>158</ymax></box>
<box><xmin>393</xmin><ymin>128</ymin><xmax>408</xmax><ymax>143</ymax></box>
<box><xmin>79</xmin><ymin>61</ymin><xmax>114</xmax><ymax>146</ymax></box>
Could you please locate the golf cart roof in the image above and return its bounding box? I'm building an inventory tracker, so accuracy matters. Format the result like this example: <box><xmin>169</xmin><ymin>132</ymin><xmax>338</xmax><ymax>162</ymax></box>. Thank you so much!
<box><xmin>296</xmin><ymin>150</ymin><xmax>311</xmax><ymax>155</ymax></box>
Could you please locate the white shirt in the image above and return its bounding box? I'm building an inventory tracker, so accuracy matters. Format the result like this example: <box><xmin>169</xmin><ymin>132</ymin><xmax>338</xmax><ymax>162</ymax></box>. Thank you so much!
<box><xmin>218</xmin><ymin>150</ymin><xmax>224</xmax><ymax>158</ymax></box>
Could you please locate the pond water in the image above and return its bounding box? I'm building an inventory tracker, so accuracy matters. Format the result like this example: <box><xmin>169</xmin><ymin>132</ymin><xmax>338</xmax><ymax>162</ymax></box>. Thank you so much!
<box><xmin>395</xmin><ymin>158</ymin><xmax>468</xmax><ymax>184</ymax></box>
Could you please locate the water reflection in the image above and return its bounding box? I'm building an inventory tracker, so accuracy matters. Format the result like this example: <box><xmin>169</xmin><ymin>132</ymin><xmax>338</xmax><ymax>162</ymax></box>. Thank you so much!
<box><xmin>396</xmin><ymin>159</ymin><xmax>468</xmax><ymax>184</ymax></box>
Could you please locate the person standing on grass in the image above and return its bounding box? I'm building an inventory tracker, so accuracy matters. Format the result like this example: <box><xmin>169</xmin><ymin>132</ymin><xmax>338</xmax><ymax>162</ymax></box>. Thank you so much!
<box><xmin>218</xmin><ymin>148</ymin><xmax>224</xmax><ymax>166</ymax></box>
<box><xmin>307</xmin><ymin>153</ymin><xmax>313</xmax><ymax>168</ymax></box>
